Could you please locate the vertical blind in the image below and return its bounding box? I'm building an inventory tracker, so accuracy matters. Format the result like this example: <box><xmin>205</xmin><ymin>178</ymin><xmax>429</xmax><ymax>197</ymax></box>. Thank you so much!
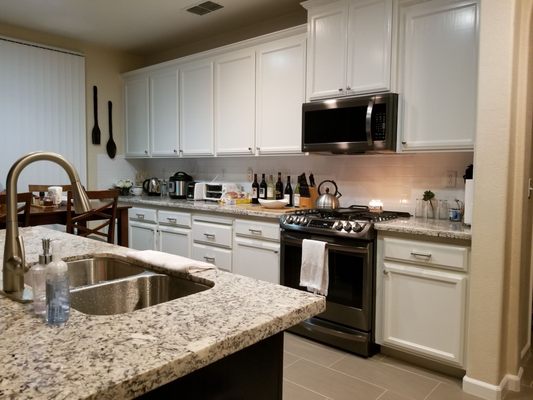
<box><xmin>0</xmin><ymin>37</ymin><xmax>86</xmax><ymax>192</ymax></box>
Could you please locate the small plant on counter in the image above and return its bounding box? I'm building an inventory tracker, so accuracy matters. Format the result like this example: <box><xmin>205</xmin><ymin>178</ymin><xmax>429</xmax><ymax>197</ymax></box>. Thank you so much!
<box><xmin>422</xmin><ymin>190</ymin><xmax>436</xmax><ymax>219</ymax></box>
<box><xmin>115</xmin><ymin>179</ymin><xmax>133</xmax><ymax>196</ymax></box>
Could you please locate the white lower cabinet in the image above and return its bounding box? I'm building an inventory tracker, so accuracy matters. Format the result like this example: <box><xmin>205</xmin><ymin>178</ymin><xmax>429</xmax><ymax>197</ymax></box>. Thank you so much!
<box><xmin>191</xmin><ymin>215</ymin><xmax>233</xmax><ymax>271</ymax></box>
<box><xmin>377</xmin><ymin>235</ymin><xmax>469</xmax><ymax>367</ymax></box>
<box><xmin>129</xmin><ymin>220</ymin><xmax>157</xmax><ymax>251</ymax></box>
<box><xmin>232</xmin><ymin>219</ymin><xmax>280</xmax><ymax>283</ymax></box>
<box><xmin>159</xmin><ymin>226</ymin><xmax>191</xmax><ymax>258</ymax></box>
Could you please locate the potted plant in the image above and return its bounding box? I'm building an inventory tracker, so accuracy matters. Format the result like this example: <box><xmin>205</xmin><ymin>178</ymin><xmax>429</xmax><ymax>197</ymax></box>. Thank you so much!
<box><xmin>423</xmin><ymin>190</ymin><xmax>437</xmax><ymax>219</ymax></box>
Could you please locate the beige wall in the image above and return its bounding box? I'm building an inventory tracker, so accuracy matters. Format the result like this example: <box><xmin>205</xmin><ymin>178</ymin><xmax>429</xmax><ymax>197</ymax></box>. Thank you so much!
<box><xmin>0</xmin><ymin>22</ymin><xmax>144</xmax><ymax>190</ymax></box>
<box><xmin>466</xmin><ymin>0</ymin><xmax>533</xmax><ymax>392</ymax></box>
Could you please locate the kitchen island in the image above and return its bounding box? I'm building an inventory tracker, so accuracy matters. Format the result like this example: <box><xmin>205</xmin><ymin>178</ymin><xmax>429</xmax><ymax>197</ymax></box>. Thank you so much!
<box><xmin>0</xmin><ymin>226</ymin><xmax>325</xmax><ymax>399</ymax></box>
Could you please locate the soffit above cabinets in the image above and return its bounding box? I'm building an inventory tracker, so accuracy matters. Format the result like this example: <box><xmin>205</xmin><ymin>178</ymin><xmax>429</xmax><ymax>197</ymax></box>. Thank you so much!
<box><xmin>0</xmin><ymin>0</ymin><xmax>304</xmax><ymax>56</ymax></box>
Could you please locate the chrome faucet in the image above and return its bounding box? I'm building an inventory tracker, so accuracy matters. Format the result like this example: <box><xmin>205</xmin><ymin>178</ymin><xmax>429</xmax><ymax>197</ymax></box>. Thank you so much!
<box><xmin>2</xmin><ymin>152</ymin><xmax>91</xmax><ymax>302</ymax></box>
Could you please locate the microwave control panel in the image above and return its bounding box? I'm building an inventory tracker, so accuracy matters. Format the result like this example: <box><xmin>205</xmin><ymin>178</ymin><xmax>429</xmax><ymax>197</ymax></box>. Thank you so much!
<box><xmin>372</xmin><ymin>110</ymin><xmax>387</xmax><ymax>141</ymax></box>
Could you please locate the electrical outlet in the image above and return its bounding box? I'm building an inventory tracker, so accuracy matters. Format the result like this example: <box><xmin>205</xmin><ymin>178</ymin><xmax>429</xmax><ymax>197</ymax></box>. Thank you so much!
<box><xmin>247</xmin><ymin>168</ymin><xmax>253</xmax><ymax>182</ymax></box>
<box><xmin>446</xmin><ymin>170</ymin><xmax>457</xmax><ymax>188</ymax></box>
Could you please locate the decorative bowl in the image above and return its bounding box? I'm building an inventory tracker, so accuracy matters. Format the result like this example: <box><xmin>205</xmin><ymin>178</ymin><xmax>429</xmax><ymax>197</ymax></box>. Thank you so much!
<box><xmin>258</xmin><ymin>199</ymin><xmax>289</xmax><ymax>209</ymax></box>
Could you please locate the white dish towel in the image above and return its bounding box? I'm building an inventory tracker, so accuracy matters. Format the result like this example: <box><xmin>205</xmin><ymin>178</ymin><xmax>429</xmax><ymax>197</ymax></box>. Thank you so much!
<box><xmin>126</xmin><ymin>250</ymin><xmax>216</xmax><ymax>273</ymax></box>
<box><xmin>299</xmin><ymin>239</ymin><xmax>329</xmax><ymax>296</ymax></box>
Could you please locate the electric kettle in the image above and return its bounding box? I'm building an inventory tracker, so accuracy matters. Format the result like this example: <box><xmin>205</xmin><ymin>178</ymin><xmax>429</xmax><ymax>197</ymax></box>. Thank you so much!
<box><xmin>316</xmin><ymin>180</ymin><xmax>342</xmax><ymax>209</ymax></box>
<box><xmin>143</xmin><ymin>178</ymin><xmax>161</xmax><ymax>196</ymax></box>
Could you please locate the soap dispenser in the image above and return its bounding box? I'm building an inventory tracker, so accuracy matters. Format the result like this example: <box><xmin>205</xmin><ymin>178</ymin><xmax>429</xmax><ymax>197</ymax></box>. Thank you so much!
<box><xmin>46</xmin><ymin>242</ymin><xmax>70</xmax><ymax>325</ymax></box>
<box><xmin>31</xmin><ymin>238</ymin><xmax>52</xmax><ymax>317</ymax></box>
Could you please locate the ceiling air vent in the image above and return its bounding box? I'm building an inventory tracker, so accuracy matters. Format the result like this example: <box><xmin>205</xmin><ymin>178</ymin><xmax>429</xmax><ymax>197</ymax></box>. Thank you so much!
<box><xmin>186</xmin><ymin>1</ymin><xmax>224</xmax><ymax>16</ymax></box>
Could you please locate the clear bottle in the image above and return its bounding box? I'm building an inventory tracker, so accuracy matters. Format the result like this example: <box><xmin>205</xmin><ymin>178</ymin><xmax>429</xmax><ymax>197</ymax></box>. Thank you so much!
<box><xmin>259</xmin><ymin>174</ymin><xmax>267</xmax><ymax>200</ymax></box>
<box><xmin>251</xmin><ymin>173</ymin><xmax>259</xmax><ymax>204</ymax></box>
<box><xmin>284</xmin><ymin>176</ymin><xmax>293</xmax><ymax>206</ymax></box>
<box><xmin>293</xmin><ymin>183</ymin><xmax>301</xmax><ymax>207</ymax></box>
<box><xmin>46</xmin><ymin>242</ymin><xmax>70</xmax><ymax>325</ymax></box>
<box><xmin>31</xmin><ymin>238</ymin><xmax>52</xmax><ymax>317</ymax></box>
<box><xmin>267</xmin><ymin>174</ymin><xmax>275</xmax><ymax>200</ymax></box>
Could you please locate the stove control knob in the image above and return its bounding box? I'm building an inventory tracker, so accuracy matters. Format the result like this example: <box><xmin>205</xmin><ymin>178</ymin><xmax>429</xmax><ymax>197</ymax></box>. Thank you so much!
<box><xmin>343</xmin><ymin>222</ymin><xmax>352</xmax><ymax>232</ymax></box>
<box><xmin>301</xmin><ymin>217</ymin><xmax>308</xmax><ymax>225</ymax></box>
<box><xmin>334</xmin><ymin>221</ymin><xmax>343</xmax><ymax>231</ymax></box>
<box><xmin>352</xmin><ymin>222</ymin><xmax>363</xmax><ymax>232</ymax></box>
<box><xmin>287</xmin><ymin>216</ymin><xmax>294</xmax><ymax>224</ymax></box>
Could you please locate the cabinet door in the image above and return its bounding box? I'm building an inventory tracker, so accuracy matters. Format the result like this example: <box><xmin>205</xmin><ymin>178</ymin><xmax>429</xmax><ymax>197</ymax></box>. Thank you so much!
<box><xmin>306</xmin><ymin>3</ymin><xmax>348</xmax><ymax>100</ymax></box>
<box><xmin>346</xmin><ymin>0</ymin><xmax>392</xmax><ymax>94</ymax></box>
<box><xmin>129</xmin><ymin>220</ymin><xmax>157</xmax><ymax>250</ymax></box>
<box><xmin>179</xmin><ymin>59</ymin><xmax>215</xmax><ymax>156</ymax></box>
<box><xmin>125</xmin><ymin>76</ymin><xmax>150</xmax><ymax>157</ymax></box>
<box><xmin>382</xmin><ymin>261</ymin><xmax>467</xmax><ymax>366</ymax></box>
<box><xmin>215</xmin><ymin>49</ymin><xmax>256</xmax><ymax>155</ymax></box>
<box><xmin>159</xmin><ymin>225</ymin><xmax>191</xmax><ymax>258</ymax></box>
<box><xmin>256</xmin><ymin>35</ymin><xmax>306</xmax><ymax>154</ymax></box>
<box><xmin>398</xmin><ymin>0</ymin><xmax>478</xmax><ymax>151</ymax></box>
<box><xmin>192</xmin><ymin>242</ymin><xmax>232</xmax><ymax>272</ymax></box>
<box><xmin>233</xmin><ymin>238</ymin><xmax>280</xmax><ymax>284</ymax></box>
<box><xmin>150</xmin><ymin>67</ymin><xmax>179</xmax><ymax>157</ymax></box>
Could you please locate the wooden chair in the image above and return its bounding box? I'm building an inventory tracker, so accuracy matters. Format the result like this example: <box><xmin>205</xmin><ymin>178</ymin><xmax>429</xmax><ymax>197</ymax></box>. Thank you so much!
<box><xmin>0</xmin><ymin>192</ymin><xmax>33</xmax><ymax>227</ymax></box>
<box><xmin>66</xmin><ymin>189</ymin><xmax>119</xmax><ymax>244</ymax></box>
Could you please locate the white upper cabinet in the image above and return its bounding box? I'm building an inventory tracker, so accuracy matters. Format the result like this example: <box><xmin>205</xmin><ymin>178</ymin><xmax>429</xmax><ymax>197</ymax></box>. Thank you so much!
<box><xmin>256</xmin><ymin>34</ymin><xmax>307</xmax><ymax>154</ymax></box>
<box><xmin>125</xmin><ymin>76</ymin><xmax>150</xmax><ymax>157</ymax></box>
<box><xmin>179</xmin><ymin>58</ymin><xmax>215</xmax><ymax>156</ymax></box>
<box><xmin>215</xmin><ymin>49</ymin><xmax>256</xmax><ymax>155</ymax></box>
<box><xmin>150</xmin><ymin>67</ymin><xmax>179</xmax><ymax>157</ymax></box>
<box><xmin>398</xmin><ymin>0</ymin><xmax>479</xmax><ymax>151</ymax></box>
<box><xmin>125</xmin><ymin>66</ymin><xmax>179</xmax><ymax>158</ymax></box>
<box><xmin>304</xmin><ymin>0</ymin><xmax>392</xmax><ymax>100</ymax></box>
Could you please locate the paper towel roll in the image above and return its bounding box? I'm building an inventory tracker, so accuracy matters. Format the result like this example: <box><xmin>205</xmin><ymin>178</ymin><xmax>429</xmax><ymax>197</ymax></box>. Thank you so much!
<box><xmin>464</xmin><ymin>179</ymin><xmax>474</xmax><ymax>225</ymax></box>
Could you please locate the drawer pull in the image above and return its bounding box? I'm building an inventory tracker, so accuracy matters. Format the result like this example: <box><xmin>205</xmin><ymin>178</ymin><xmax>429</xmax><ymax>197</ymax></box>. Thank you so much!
<box><xmin>136</xmin><ymin>214</ymin><xmax>145</xmax><ymax>220</ymax></box>
<box><xmin>203</xmin><ymin>233</ymin><xmax>216</xmax><ymax>239</ymax></box>
<box><xmin>204</xmin><ymin>256</ymin><xmax>215</xmax><ymax>263</ymax></box>
<box><xmin>410</xmin><ymin>251</ymin><xmax>432</xmax><ymax>259</ymax></box>
<box><xmin>167</xmin><ymin>217</ymin><xmax>177</xmax><ymax>223</ymax></box>
<box><xmin>248</xmin><ymin>229</ymin><xmax>263</xmax><ymax>235</ymax></box>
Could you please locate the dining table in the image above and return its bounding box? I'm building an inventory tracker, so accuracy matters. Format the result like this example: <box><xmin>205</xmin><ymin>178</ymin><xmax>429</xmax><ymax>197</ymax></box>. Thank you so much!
<box><xmin>1</xmin><ymin>203</ymin><xmax>131</xmax><ymax>247</ymax></box>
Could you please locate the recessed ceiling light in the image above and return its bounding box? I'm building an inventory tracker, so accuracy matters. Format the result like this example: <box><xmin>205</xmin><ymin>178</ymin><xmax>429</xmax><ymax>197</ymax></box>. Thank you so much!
<box><xmin>186</xmin><ymin>1</ymin><xmax>224</xmax><ymax>16</ymax></box>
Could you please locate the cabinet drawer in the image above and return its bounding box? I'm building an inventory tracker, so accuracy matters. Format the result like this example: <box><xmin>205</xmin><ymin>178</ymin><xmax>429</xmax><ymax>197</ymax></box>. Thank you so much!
<box><xmin>234</xmin><ymin>219</ymin><xmax>280</xmax><ymax>241</ymax></box>
<box><xmin>383</xmin><ymin>237</ymin><xmax>469</xmax><ymax>271</ymax></box>
<box><xmin>192</xmin><ymin>220</ymin><xmax>232</xmax><ymax>248</ymax></box>
<box><xmin>158</xmin><ymin>210</ymin><xmax>191</xmax><ymax>228</ymax></box>
<box><xmin>128</xmin><ymin>207</ymin><xmax>157</xmax><ymax>223</ymax></box>
<box><xmin>192</xmin><ymin>243</ymin><xmax>232</xmax><ymax>272</ymax></box>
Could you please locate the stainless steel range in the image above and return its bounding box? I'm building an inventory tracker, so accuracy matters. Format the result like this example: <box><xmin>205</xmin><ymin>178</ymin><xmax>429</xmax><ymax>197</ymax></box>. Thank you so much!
<box><xmin>280</xmin><ymin>206</ymin><xmax>409</xmax><ymax>357</ymax></box>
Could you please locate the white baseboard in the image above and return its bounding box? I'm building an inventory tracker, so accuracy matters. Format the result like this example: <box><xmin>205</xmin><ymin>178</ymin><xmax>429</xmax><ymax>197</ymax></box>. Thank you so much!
<box><xmin>520</xmin><ymin>342</ymin><xmax>530</xmax><ymax>360</ymax></box>
<box><xmin>463</xmin><ymin>370</ymin><xmax>523</xmax><ymax>400</ymax></box>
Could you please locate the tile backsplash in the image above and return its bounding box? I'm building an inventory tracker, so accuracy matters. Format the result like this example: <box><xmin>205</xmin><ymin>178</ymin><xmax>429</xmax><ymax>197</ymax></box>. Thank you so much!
<box><xmin>112</xmin><ymin>152</ymin><xmax>474</xmax><ymax>215</ymax></box>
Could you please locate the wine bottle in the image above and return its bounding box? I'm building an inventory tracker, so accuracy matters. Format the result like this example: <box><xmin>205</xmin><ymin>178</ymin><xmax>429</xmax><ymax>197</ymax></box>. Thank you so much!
<box><xmin>275</xmin><ymin>172</ymin><xmax>284</xmax><ymax>200</ymax></box>
<box><xmin>251</xmin><ymin>173</ymin><xmax>259</xmax><ymax>204</ymax></box>
<box><xmin>293</xmin><ymin>182</ymin><xmax>300</xmax><ymax>207</ymax></box>
<box><xmin>284</xmin><ymin>176</ymin><xmax>293</xmax><ymax>206</ymax></box>
<box><xmin>267</xmin><ymin>174</ymin><xmax>275</xmax><ymax>200</ymax></box>
<box><xmin>259</xmin><ymin>173</ymin><xmax>267</xmax><ymax>200</ymax></box>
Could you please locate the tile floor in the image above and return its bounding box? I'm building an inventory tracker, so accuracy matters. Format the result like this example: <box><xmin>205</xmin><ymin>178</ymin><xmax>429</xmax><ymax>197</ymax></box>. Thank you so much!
<box><xmin>282</xmin><ymin>333</ymin><xmax>533</xmax><ymax>400</ymax></box>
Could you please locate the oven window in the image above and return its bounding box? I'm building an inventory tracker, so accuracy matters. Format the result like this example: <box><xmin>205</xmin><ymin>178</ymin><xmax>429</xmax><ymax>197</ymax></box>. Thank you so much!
<box><xmin>283</xmin><ymin>243</ymin><xmax>365</xmax><ymax>310</ymax></box>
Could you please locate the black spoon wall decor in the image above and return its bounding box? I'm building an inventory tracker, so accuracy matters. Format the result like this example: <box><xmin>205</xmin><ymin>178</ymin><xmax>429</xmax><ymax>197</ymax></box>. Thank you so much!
<box><xmin>91</xmin><ymin>86</ymin><xmax>101</xmax><ymax>144</ymax></box>
<box><xmin>106</xmin><ymin>101</ymin><xmax>117</xmax><ymax>159</ymax></box>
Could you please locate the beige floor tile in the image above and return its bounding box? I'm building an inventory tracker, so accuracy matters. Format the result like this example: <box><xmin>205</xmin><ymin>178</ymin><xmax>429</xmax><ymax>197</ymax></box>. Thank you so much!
<box><xmin>283</xmin><ymin>379</ymin><xmax>330</xmax><ymax>400</ymax></box>
<box><xmin>284</xmin><ymin>352</ymin><xmax>300</xmax><ymax>368</ymax></box>
<box><xmin>426</xmin><ymin>383</ymin><xmax>485</xmax><ymax>400</ymax></box>
<box><xmin>284</xmin><ymin>333</ymin><xmax>346</xmax><ymax>367</ymax></box>
<box><xmin>376</xmin><ymin>390</ymin><xmax>415</xmax><ymax>400</ymax></box>
<box><xmin>285</xmin><ymin>359</ymin><xmax>386</xmax><ymax>400</ymax></box>
<box><xmin>504</xmin><ymin>385</ymin><xmax>533</xmax><ymax>400</ymax></box>
<box><xmin>330</xmin><ymin>355</ymin><xmax>439</xmax><ymax>400</ymax></box>
<box><xmin>380</xmin><ymin>355</ymin><xmax>462</xmax><ymax>386</ymax></box>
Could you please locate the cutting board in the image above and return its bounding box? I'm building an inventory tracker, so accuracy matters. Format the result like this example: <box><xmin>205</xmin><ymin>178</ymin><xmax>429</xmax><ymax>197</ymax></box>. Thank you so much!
<box><xmin>236</xmin><ymin>204</ymin><xmax>310</xmax><ymax>214</ymax></box>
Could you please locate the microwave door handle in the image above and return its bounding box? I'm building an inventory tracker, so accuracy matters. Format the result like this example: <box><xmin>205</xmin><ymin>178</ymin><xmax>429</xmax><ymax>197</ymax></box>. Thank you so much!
<box><xmin>365</xmin><ymin>98</ymin><xmax>374</xmax><ymax>146</ymax></box>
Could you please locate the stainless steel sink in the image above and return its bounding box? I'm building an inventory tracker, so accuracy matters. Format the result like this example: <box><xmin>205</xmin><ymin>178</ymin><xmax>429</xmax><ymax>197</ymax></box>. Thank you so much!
<box><xmin>70</xmin><ymin>271</ymin><xmax>211</xmax><ymax>315</ymax></box>
<box><xmin>67</xmin><ymin>256</ymin><xmax>146</xmax><ymax>288</ymax></box>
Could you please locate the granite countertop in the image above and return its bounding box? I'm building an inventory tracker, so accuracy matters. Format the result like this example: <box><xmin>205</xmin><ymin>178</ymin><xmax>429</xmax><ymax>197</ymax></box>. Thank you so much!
<box><xmin>118</xmin><ymin>195</ymin><xmax>293</xmax><ymax>220</ymax></box>
<box><xmin>375</xmin><ymin>217</ymin><xmax>471</xmax><ymax>241</ymax></box>
<box><xmin>0</xmin><ymin>227</ymin><xmax>325</xmax><ymax>399</ymax></box>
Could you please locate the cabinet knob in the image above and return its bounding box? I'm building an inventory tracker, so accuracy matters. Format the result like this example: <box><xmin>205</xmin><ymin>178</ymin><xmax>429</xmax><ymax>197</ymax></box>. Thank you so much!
<box><xmin>346</xmin><ymin>86</ymin><xmax>351</xmax><ymax>91</ymax></box>
<box><xmin>173</xmin><ymin>149</ymin><xmax>177</xmax><ymax>154</ymax></box>
<box><xmin>401</xmin><ymin>141</ymin><xmax>407</xmax><ymax>145</ymax></box>
<box><xmin>338</xmin><ymin>88</ymin><xmax>343</xmax><ymax>92</ymax></box>
<box><xmin>256</xmin><ymin>146</ymin><xmax>260</xmax><ymax>151</ymax></box>
<box><xmin>179</xmin><ymin>149</ymin><xmax>183</xmax><ymax>155</ymax></box>
<box><xmin>144</xmin><ymin>150</ymin><xmax>148</xmax><ymax>154</ymax></box>
<box><xmin>248</xmin><ymin>147</ymin><xmax>252</xmax><ymax>151</ymax></box>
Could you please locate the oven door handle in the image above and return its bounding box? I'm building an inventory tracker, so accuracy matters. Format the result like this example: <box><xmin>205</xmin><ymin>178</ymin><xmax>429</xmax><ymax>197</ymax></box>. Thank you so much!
<box><xmin>282</xmin><ymin>235</ymin><xmax>370</xmax><ymax>255</ymax></box>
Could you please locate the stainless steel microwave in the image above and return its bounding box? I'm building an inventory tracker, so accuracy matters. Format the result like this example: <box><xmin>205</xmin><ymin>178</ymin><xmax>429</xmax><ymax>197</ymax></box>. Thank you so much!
<box><xmin>302</xmin><ymin>93</ymin><xmax>398</xmax><ymax>154</ymax></box>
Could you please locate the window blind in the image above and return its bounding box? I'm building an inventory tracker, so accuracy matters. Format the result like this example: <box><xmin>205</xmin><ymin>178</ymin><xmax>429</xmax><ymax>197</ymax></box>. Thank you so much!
<box><xmin>0</xmin><ymin>37</ymin><xmax>86</xmax><ymax>192</ymax></box>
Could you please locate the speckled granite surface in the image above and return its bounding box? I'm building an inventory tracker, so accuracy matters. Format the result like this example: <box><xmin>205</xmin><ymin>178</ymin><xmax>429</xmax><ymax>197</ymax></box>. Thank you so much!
<box><xmin>0</xmin><ymin>227</ymin><xmax>325</xmax><ymax>400</ymax></box>
<box><xmin>375</xmin><ymin>217</ymin><xmax>471</xmax><ymax>241</ymax></box>
<box><xmin>119</xmin><ymin>195</ymin><xmax>292</xmax><ymax>219</ymax></box>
